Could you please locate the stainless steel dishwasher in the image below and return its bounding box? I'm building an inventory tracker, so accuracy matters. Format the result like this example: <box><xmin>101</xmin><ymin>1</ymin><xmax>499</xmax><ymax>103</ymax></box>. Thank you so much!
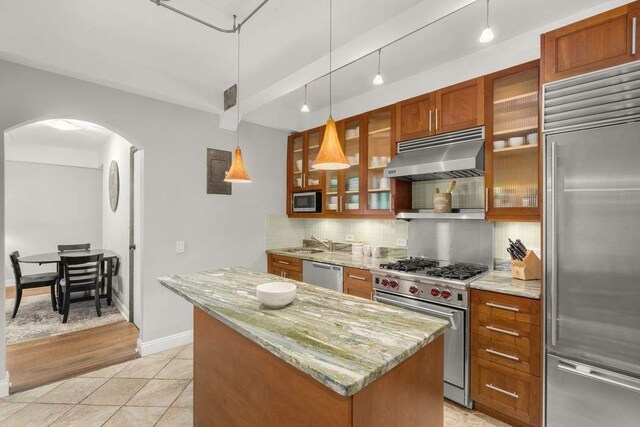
<box><xmin>302</xmin><ymin>261</ymin><xmax>343</xmax><ymax>292</ymax></box>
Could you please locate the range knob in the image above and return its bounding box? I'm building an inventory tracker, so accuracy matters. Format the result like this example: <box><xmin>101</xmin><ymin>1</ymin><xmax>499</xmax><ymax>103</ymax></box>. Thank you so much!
<box><xmin>441</xmin><ymin>289</ymin><xmax>452</xmax><ymax>300</ymax></box>
<box><xmin>389</xmin><ymin>280</ymin><xmax>399</xmax><ymax>289</ymax></box>
<box><xmin>409</xmin><ymin>285</ymin><xmax>419</xmax><ymax>295</ymax></box>
<box><xmin>381</xmin><ymin>278</ymin><xmax>389</xmax><ymax>287</ymax></box>
<box><xmin>430</xmin><ymin>288</ymin><xmax>441</xmax><ymax>297</ymax></box>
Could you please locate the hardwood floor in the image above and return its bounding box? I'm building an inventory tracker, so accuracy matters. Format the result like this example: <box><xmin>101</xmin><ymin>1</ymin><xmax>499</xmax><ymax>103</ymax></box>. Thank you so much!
<box><xmin>5</xmin><ymin>286</ymin><xmax>50</xmax><ymax>300</ymax></box>
<box><xmin>7</xmin><ymin>320</ymin><xmax>139</xmax><ymax>393</ymax></box>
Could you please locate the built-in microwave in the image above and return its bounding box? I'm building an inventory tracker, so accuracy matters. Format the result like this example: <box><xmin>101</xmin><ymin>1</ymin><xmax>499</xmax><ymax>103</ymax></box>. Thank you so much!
<box><xmin>292</xmin><ymin>191</ymin><xmax>322</xmax><ymax>213</ymax></box>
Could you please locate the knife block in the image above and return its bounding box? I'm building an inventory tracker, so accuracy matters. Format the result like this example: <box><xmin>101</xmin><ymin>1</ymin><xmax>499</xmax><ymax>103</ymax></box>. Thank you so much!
<box><xmin>512</xmin><ymin>251</ymin><xmax>541</xmax><ymax>280</ymax></box>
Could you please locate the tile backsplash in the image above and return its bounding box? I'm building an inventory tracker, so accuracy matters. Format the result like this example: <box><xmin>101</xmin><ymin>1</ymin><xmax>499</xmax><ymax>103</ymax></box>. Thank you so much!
<box><xmin>412</xmin><ymin>177</ymin><xmax>484</xmax><ymax>209</ymax></box>
<box><xmin>266</xmin><ymin>215</ymin><xmax>408</xmax><ymax>249</ymax></box>
<box><xmin>494</xmin><ymin>222</ymin><xmax>541</xmax><ymax>262</ymax></box>
<box><xmin>267</xmin><ymin>214</ymin><xmax>541</xmax><ymax>269</ymax></box>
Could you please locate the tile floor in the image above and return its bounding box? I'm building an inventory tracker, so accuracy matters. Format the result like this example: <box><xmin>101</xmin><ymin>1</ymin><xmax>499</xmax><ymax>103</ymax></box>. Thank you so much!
<box><xmin>0</xmin><ymin>343</ymin><xmax>505</xmax><ymax>426</ymax></box>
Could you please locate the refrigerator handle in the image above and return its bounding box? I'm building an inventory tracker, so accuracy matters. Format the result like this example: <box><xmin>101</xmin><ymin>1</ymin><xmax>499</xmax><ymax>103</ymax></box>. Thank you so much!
<box><xmin>557</xmin><ymin>363</ymin><xmax>640</xmax><ymax>394</ymax></box>
<box><xmin>550</xmin><ymin>141</ymin><xmax>558</xmax><ymax>346</ymax></box>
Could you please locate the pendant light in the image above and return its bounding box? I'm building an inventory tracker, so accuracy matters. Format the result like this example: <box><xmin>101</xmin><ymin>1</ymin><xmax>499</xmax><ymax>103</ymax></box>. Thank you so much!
<box><xmin>478</xmin><ymin>0</ymin><xmax>495</xmax><ymax>43</ymax></box>
<box><xmin>312</xmin><ymin>0</ymin><xmax>349</xmax><ymax>171</ymax></box>
<box><xmin>372</xmin><ymin>49</ymin><xmax>384</xmax><ymax>85</ymax></box>
<box><xmin>301</xmin><ymin>84</ymin><xmax>310</xmax><ymax>112</ymax></box>
<box><xmin>225</xmin><ymin>25</ymin><xmax>252</xmax><ymax>183</ymax></box>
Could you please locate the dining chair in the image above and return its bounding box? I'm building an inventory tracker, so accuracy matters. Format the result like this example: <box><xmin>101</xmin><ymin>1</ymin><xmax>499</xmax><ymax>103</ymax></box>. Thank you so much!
<box><xmin>60</xmin><ymin>254</ymin><xmax>103</xmax><ymax>323</ymax></box>
<box><xmin>58</xmin><ymin>243</ymin><xmax>91</xmax><ymax>252</ymax></box>
<box><xmin>9</xmin><ymin>251</ymin><xmax>58</xmax><ymax>318</ymax></box>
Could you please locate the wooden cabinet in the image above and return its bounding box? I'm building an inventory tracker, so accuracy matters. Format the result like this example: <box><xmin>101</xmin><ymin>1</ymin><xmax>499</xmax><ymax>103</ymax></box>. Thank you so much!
<box><xmin>435</xmin><ymin>77</ymin><xmax>484</xmax><ymax>134</ymax></box>
<box><xmin>542</xmin><ymin>2</ymin><xmax>640</xmax><ymax>83</ymax></box>
<box><xmin>267</xmin><ymin>254</ymin><xmax>302</xmax><ymax>281</ymax></box>
<box><xmin>471</xmin><ymin>289</ymin><xmax>542</xmax><ymax>426</ymax></box>
<box><xmin>396</xmin><ymin>93</ymin><xmax>436</xmax><ymax>141</ymax></box>
<box><xmin>325</xmin><ymin>116</ymin><xmax>364</xmax><ymax>215</ymax></box>
<box><xmin>485</xmin><ymin>61</ymin><xmax>541</xmax><ymax>222</ymax></box>
<box><xmin>396</xmin><ymin>78</ymin><xmax>484</xmax><ymax>142</ymax></box>
<box><xmin>343</xmin><ymin>267</ymin><xmax>372</xmax><ymax>300</ymax></box>
<box><xmin>288</xmin><ymin>126</ymin><xmax>324</xmax><ymax>196</ymax></box>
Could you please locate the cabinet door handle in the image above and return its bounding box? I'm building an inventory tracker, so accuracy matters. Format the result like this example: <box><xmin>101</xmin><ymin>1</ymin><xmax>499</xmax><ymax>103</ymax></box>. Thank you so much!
<box><xmin>302</xmin><ymin>173</ymin><xmax>306</xmax><ymax>189</ymax></box>
<box><xmin>633</xmin><ymin>17</ymin><xmax>637</xmax><ymax>55</ymax></box>
<box><xmin>435</xmin><ymin>108</ymin><xmax>439</xmax><ymax>131</ymax></box>
<box><xmin>485</xmin><ymin>187</ymin><xmax>489</xmax><ymax>212</ymax></box>
<box><xmin>486</xmin><ymin>348</ymin><xmax>520</xmax><ymax>361</ymax></box>
<box><xmin>348</xmin><ymin>274</ymin><xmax>367</xmax><ymax>281</ymax></box>
<box><xmin>277</xmin><ymin>260</ymin><xmax>290</xmax><ymax>265</ymax></box>
<box><xmin>485</xmin><ymin>325</ymin><xmax>520</xmax><ymax>337</ymax></box>
<box><xmin>486</xmin><ymin>383</ymin><xmax>519</xmax><ymax>399</ymax></box>
<box><xmin>429</xmin><ymin>110</ymin><xmax>432</xmax><ymax>132</ymax></box>
<box><xmin>486</xmin><ymin>302</ymin><xmax>520</xmax><ymax>312</ymax></box>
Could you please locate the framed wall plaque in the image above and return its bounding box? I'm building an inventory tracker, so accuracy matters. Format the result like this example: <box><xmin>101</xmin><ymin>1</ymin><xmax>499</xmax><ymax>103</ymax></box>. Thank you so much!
<box><xmin>207</xmin><ymin>148</ymin><xmax>232</xmax><ymax>195</ymax></box>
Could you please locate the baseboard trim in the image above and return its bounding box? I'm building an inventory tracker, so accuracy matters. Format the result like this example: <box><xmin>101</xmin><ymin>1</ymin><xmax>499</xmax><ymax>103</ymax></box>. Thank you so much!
<box><xmin>0</xmin><ymin>371</ymin><xmax>10</xmax><ymax>398</ymax></box>
<box><xmin>112</xmin><ymin>295</ymin><xmax>129</xmax><ymax>322</ymax></box>
<box><xmin>136</xmin><ymin>330</ymin><xmax>193</xmax><ymax>357</ymax></box>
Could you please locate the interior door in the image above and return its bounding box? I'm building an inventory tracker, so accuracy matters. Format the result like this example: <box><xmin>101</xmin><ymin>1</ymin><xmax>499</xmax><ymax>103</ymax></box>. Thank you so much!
<box><xmin>545</xmin><ymin>122</ymin><xmax>640</xmax><ymax>375</ymax></box>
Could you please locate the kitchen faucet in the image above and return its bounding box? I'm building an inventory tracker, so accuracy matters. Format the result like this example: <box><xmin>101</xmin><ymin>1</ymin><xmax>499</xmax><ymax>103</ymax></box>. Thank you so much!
<box><xmin>310</xmin><ymin>234</ymin><xmax>334</xmax><ymax>251</ymax></box>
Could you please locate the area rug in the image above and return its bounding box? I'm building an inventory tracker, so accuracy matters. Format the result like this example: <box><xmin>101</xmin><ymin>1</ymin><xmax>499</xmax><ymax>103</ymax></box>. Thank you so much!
<box><xmin>5</xmin><ymin>294</ymin><xmax>126</xmax><ymax>345</ymax></box>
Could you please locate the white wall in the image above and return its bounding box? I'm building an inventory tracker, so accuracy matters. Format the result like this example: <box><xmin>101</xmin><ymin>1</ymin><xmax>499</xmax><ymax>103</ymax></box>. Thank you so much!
<box><xmin>4</xmin><ymin>161</ymin><xmax>103</xmax><ymax>282</ymax></box>
<box><xmin>0</xmin><ymin>58</ymin><xmax>288</xmax><ymax>384</ymax></box>
<box><xmin>101</xmin><ymin>133</ymin><xmax>132</xmax><ymax>317</ymax></box>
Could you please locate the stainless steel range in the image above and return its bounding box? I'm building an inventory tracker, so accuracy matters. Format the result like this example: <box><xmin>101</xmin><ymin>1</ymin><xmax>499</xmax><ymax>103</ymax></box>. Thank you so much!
<box><xmin>371</xmin><ymin>257</ymin><xmax>489</xmax><ymax>408</ymax></box>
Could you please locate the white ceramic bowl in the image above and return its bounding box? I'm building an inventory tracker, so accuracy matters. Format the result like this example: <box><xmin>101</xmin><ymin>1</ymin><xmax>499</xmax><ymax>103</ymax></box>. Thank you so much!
<box><xmin>526</xmin><ymin>132</ymin><xmax>538</xmax><ymax>145</ymax></box>
<box><xmin>295</xmin><ymin>159</ymin><xmax>303</xmax><ymax>172</ymax></box>
<box><xmin>509</xmin><ymin>136</ymin><xmax>525</xmax><ymax>147</ymax></box>
<box><xmin>494</xmin><ymin>140</ymin><xmax>507</xmax><ymax>149</ymax></box>
<box><xmin>256</xmin><ymin>282</ymin><xmax>296</xmax><ymax>308</ymax></box>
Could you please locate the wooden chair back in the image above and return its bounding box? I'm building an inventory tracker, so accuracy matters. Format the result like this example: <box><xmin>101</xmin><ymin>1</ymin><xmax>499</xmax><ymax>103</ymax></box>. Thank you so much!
<box><xmin>61</xmin><ymin>254</ymin><xmax>103</xmax><ymax>289</ymax></box>
<box><xmin>58</xmin><ymin>243</ymin><xmax>91</xmax><ymax>252</ymax></box>
<box><xmin>9</xmin><ymin>251</ymin><xmax>22</xmax><ymax>284</ymax></box>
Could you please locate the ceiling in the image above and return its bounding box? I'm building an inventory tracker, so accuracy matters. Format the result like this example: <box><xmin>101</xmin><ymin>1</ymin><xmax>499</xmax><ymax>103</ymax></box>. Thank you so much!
<box><xmin>0</xmin><ymin>0</ymin><xmax>622</xmax><ymax>132</ymax></box>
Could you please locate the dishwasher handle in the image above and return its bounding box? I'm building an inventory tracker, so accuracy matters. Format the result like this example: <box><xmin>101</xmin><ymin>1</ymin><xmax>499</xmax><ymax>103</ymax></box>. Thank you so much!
<box><xmin>310</xmin><ymin>262</ymin><xmax>333</xmax><ymax>270</ymax></box>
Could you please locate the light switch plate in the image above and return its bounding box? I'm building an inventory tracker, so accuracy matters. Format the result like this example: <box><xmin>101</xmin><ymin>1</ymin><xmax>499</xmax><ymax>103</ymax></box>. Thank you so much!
<box><xmin>176</xmin><ymin>241</ymin><xmax>185</xmax><ymax>253</ymax></box>
<box><xmin>396</xmin><ymin>238</ymin><xmax>407</xmax><ymax>247</ymax></box>
<box><xmin>345</xmin><ymin>234</ymin><xmax>355</xmax><ymax>242</ymax></box>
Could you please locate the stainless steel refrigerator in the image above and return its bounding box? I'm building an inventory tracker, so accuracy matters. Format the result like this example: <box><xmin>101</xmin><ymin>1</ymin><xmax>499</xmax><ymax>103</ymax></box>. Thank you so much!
<box><xmin>544</xmin><ymin>62</ymin><xmax>640</xmax><ymax>426</ymax></box>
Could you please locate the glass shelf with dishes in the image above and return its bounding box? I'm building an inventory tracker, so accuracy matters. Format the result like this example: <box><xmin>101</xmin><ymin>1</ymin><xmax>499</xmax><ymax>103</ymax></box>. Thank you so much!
<box><xmin>486</xmin><ymin>61</ymin><xmax>541</xmax><ymax>221</ymax></box>
<box><xmin>365</xmin><ymin>109</ymin><xmax>393</xmax><ymax>212</ymax></box>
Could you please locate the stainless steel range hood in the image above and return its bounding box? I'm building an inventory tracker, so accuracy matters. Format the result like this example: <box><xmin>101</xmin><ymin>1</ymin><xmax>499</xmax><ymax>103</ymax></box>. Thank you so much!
<box><xmin>384</xmin><ymin>127</ymin><xmax>485</xmax><ymax>181</ymax></box>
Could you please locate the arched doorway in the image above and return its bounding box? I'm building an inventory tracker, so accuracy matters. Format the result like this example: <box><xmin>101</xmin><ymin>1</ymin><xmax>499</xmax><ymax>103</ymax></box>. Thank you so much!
<box><xmin>3</xmin><ymin>117</ymin><xmax>144</xmax><ymax>393</ymax></box>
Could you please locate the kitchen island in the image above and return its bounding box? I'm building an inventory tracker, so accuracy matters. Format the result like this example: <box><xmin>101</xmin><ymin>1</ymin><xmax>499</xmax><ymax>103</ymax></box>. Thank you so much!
<box><xmin>159</xmin><ymin>267</ymin><xmax>448</xmax><ymax>426</ymax></box>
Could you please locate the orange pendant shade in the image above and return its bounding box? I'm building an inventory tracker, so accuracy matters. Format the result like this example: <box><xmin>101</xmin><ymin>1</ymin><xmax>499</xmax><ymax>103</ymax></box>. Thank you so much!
<box><xmin>312</xmin><ymin>117</ymin><xmax>349</xmax><ymax>170</ymax></box>
<box><xmin>224</xmin><ymin>147</ymin><xmax>252</xmax><ymax>183</ymax></box>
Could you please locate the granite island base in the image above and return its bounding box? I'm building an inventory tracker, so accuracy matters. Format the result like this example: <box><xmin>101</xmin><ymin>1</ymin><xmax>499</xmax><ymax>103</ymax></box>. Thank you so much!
<box><xmin>159</xmin><ymin>268</ymin><xmax>448</xmax><ymax>427</ymax></box>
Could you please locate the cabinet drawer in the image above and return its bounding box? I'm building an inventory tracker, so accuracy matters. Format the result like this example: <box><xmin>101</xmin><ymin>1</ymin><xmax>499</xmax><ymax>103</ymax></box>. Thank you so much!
<box><xmin>271</xmin><ymin>255</ymin><xmax>302</xmax><ymax>272</ymax></box>
<box><xmin>471</xmin><ymin>290</ymin><xmax>540</xmax><ymax>325</ymax></box>
<box><xmin>473</xmin><ymin>332</ymin><xmax>540</xmax><ymax>376</ymax></box>
<box><xmin>344</xmin><ymin>267</ymin><xmax>372</xmax><ymax>285</ymax></box>
<box><xmin>471</xmin><ymin>357</ymin><xmax>540</xmax><ymax>426</ymax></box>
<box><xmin>271</xmin><ymin>266</ymin><xmax>302</xmax><ymax>281</ymax></box>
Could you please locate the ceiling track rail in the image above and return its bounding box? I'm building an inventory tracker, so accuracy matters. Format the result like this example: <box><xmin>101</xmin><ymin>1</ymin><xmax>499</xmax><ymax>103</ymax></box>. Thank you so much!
<box><xmin>151</xmin><ymin>0</ymin><xmax>271</xmax><ymax>33</ymax></box>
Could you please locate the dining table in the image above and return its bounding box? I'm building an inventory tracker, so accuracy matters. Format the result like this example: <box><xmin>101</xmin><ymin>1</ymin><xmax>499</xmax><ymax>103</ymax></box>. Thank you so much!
<box><xmin>19</xmin><ymin>249</ymin><xmax>119</xmax><ymax>308</ymax></box>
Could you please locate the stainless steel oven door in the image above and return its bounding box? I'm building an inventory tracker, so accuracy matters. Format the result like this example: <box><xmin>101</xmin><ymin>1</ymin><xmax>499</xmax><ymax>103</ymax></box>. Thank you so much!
<box><xmin>373</xmin><ymin>290</ymin><xmax>466</xmax><ymax>390</ymax></box>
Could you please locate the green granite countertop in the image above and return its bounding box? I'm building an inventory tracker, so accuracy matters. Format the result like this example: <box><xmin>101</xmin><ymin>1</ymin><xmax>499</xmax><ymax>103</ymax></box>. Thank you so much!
<box><xmin>471</xmin><ymin>271</ymin><xmax>541</xmax><ymax>299</ymax></box>
<box><xmin>267</xmin><ymin>248</ymin><xmax>404</xmax><ymax>269</ymax></box>
<box><xmin>159</xmin><ymin>267</ymin><xmax>448</xmax><ymax>397</ymax></box>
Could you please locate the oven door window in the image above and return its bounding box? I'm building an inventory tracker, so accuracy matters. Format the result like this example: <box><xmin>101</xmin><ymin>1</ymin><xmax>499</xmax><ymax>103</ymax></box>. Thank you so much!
<box><xmin>374</xmin><ymin>291</ymin><xmax>465</xmax><ymax>388</ymax></box>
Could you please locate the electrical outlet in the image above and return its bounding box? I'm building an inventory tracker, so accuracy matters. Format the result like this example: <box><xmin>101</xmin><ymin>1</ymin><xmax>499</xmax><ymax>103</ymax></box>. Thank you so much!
<box><xmin>345</xmin><ymin>234</ymin><xmax>355</xmax><ymax>242</ymax></box>
<box><xmin>396</xmin><ymin>238</ymin><xmax>407</xmax><ymax>247</ymax></box>
<box><xmin>176</xmin><ymin>241</ymin><xmax>185</xmax><ymax>254</ymax></box>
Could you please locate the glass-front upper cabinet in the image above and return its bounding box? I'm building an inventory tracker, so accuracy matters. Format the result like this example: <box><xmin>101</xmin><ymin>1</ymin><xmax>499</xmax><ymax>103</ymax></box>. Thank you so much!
<box><xmin>365</xmin><ymin>108</ymin><xmax>394</xmax><ymax>213</ymax></box>
<box><xmin>288</xmin><ymin>127</ymin><xmax>324</xmax><ymax>197</ymax></box>
<box><xmin>485</xmin><ymin>61</ymin><xmax>541</xmax><ymax>221</ymax></box>
<box><xmin>325</xmin><ymin>117</ymin><xmax>362</xmax><ymax>214</ymax></box>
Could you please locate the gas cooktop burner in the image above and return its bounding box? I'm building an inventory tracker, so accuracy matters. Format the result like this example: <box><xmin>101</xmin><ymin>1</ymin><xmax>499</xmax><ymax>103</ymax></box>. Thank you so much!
<box><xmin>379</xmin><ymin>257</ymin><xmax>438</xmax><ymax>272</ymax></box>
<box><xmin>377</xmin><ymin>257</ymin><xmax>489</xmax><ymax>282</ymax></box>
<box><xmin>426</xmin><ymin>264</ymin><xmax>489</xmax><ymax>281</ymax></box>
